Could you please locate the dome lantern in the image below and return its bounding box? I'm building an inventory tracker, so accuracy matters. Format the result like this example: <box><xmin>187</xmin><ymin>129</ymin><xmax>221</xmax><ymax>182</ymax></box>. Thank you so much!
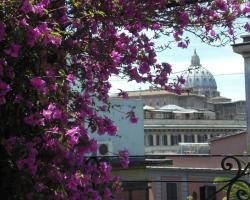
<box><xmin>191</xmin><ymin>49</ymin><xmax>201</xmax><ymax>67</ymax></box>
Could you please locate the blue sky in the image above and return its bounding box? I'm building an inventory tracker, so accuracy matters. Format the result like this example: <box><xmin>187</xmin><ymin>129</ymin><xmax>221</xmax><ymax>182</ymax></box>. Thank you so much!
<box><xmin>110</xmin><ymin>35</ymin><xmax>246</xmax><ymax>101</ymax></box>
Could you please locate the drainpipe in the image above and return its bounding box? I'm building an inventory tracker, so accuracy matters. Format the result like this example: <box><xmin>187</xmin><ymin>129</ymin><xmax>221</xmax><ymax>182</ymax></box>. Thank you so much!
<box><xmin>232</xmin><ymin>35</ymin><xmax>250</xmax><ymax>154</ymax></box>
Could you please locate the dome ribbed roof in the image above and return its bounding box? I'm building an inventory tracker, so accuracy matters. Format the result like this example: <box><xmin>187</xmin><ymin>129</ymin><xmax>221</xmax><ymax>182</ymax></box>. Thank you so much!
<box><xmin>183</xmin><ymin>50</ymin><xmax>218</xmax><ymax>97</ymax></box>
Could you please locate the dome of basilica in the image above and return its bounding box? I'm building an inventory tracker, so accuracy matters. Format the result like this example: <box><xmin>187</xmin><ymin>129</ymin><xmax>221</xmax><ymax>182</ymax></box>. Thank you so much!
<box><xmin>182</xmin><ymin>50</ymin><xmax>220</xmax><ymax>97</ymax></box>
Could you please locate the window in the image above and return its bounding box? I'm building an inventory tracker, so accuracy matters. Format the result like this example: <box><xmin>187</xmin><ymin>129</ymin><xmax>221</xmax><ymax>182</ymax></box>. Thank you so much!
<box><xmin>163</xmin><ymin>112</ymin><xmax>173</xmax><ymax>119</ymax></box>
<box><xmin>200</xmin><ymin>186</ymin><xmax>216</xmax><ymax>200</ymax></box>
<box><xmin>198</xmin><ymin>134</ymin><xmax>208</xmax><ymax>142</ymax></box>
<box><xmin>156</xmin><ymin>135</ymin><xmax>160</xmax><ymax>145</ymax></box>
<box><xmin>184</xmin><ymin>135</ymin><xmax>195</xmax><ymax>143</ymax></box>
<box><xmin>185</xmin><ymin>113</ymin><xmax>190</xmax><ymax>119</ymax></box>
<box><xmin>171</xmin><ymin>135</ymin><xmax>181</xmax><ymax>145</ymax></box>
<box><xmin>163</xmin><ymin>135</ymin><xmax>168</xmax><ymax>145</ymax></box>
<box><xmin>148</xmin><ymin>135</ymin><xmax>153</xmax><ymax>146</ymax></box>
<box><xmin>166</xmin><ymin>183</ymin><xmax>177</xmax><ymax>200</ymax></box>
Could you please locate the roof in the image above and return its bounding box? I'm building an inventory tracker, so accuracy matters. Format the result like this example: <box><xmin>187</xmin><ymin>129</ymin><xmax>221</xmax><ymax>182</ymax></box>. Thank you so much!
<box><xmin>147</xmin><ymin>166</ymin><xmax>237</xmax><ymax>173</ymax></box>
<box><xmin>213</xmin><ymin>100</ymin><xmax>246</xmax><ymax>105</ymax></box>
<box><xmin>143</xmin><ymin>105</ymin><xmax>155</xmax><ymax>110</ymax></box>
<box><xmin>117</xmin><ymin>89</ymin><xmax>205</xmax><ymax>98</ymax></box>
<box><xmin>209</xmin><ymin>96</ymin><xmax>231</xmax><ymax>100</ymax></box>
<box><xmin>209</xmin><ymin>130</ymin><xmax>246</xmax><ymax>142</ymax></box>
<box><xmin>144</xmin><ymin>124</ymin><xmax>246</xmax><ymax>129</ymax></box>
<box><xmin>160</xmin><ymin>104</ymin><xmax>185</xmax><ymax>111</ymax></box>
<box><xmin>147</xmin><ymin>104</ymin><xmax>198</xmax><ymax>113</ymax></box>
<box><xmin>173</xmin><ymin>109</ymin><xmax>197</xmax><ymax>114</ymax></box>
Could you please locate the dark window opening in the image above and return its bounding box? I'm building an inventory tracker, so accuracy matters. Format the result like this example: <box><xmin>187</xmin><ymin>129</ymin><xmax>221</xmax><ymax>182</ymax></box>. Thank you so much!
<box><xmin>156</xmin><ymin>135</ymin><xmax>160</xmax><ymax>145</ymax></box>
<box><xmin>163</xmin><ymin>135</ymin><xmax>168</xmax><ymax>145</ymax></box>
<box><xmin>148</xmin><ymin>135</ymin><xmax>153</xmax><ymax>146</ymax></box>
<box><xmin>171</xmin><ymin>135</ymin><xmax>181</xmax><ymax>145</ymax></box>
<box><xmin>166</xmin><ymin>183</ymin><xmax>177</xmax><ymax>200</ymax></box>
<box><xmin>184</xmin><ymin>135</ymin><xmax>195</xmax><ymax>143</ymax></box>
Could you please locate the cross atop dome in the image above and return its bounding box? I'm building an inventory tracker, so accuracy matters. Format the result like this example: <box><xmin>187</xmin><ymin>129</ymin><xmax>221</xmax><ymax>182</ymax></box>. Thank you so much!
<box><xmin>191</xmin><ymin>49</ymin><xmax>201</xmax><ymax>67</ymax></box>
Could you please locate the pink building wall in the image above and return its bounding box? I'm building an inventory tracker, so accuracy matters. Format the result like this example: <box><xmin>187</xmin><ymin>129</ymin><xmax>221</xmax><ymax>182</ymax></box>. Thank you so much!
<box><xmin>149</xmin><ymin>131</ymin><xmax>247</xmax><ymax>200</ymax></box>
<box><xmin>210</xmin><ymin>132</ymin><xmax>247</xmax><ymax>155</ymax></box>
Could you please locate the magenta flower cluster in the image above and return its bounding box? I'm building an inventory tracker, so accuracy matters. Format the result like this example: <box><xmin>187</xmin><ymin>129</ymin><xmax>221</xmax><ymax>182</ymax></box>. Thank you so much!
<box><xmin>0</xmin><ymin>0</ymin><xmax>249</xmax><ymax>199</ymax></box>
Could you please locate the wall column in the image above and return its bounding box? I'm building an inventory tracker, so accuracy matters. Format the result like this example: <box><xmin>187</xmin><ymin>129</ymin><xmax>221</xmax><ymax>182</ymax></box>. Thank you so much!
<box><xmin>167</xmin><ymin>134</ymin><xmax>171</xmax><ymax>146</ymax></box>
<box><xmin>153</xmin><ymin>134</ymin><xmax>156</xmax><ymax>146</ymax></box>
<box><xmin>232</xmin><ymin>35</ymin><xmax>250</xmax><ymax>155</ymax></box>
<box><xmin>181</xmin><ymin>134</ymin><xmax>185</xmax><ymax>143</ymax></box>
<box><xmin>182</xmin><ymin>175</ymin><xmax>189</xmax><ymax>200</ymax></box>
<box><xmin>160</xmin><ymin>135</ymin><xmax>163</xmax><ymax>145</ymax></box>
<box><xmin>194</xmin><ymin>134</ymin><xmax>198</xmax><ymax>143</ymax></box>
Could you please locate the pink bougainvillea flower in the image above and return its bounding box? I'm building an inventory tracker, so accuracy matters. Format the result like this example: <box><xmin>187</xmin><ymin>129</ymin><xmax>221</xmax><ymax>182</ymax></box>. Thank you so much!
<box><xmin>152</xmin><ymin>23</ymin><xmax>161</xmax><ymax>30</ymax></box>
<box><xmin>49</xmin><ymin>35</ymin><xmax>62</xmax><ymax>46</ymax></box>
<box><xmin>1</xmin><ymin>0</ymin><xmax>249</xmax><ymax>199</ymax></box>
<box><xmin>139</xmin><ymin>63</ymin><xmax>150</xmax><ymax>74</ymax></box>
<box><xmin>24</xmin><ymin>113</ymin><xmax>45</xmax><ymax>127</ymax></box>
<box><xmin>175</xmin><ymin>84</ymin><xmax>182</xmax><ymax>95</ymax></box>
<box><xmin>42</xmin><ymin>103</ymin><xmax>62</xmax><ymax>121</ymax></box>
<box><xmin>65</xmin><ymin>126</ymin><xmax>81</xmax><ymax>146</ymax></box>
<box><xmin>36</xmin><ymin>2</ymin><xmax>45</xmax><ymax>15</ymax></box>
<box><xmin>215</xmin><ymin>0</ymin><xmax>228</xmax><ymax>11</ymax></box>
<box><xmin>177</xmin><ymin>41</ymin><xmax>188</xmax><ymax>48</ymax></box>
<box><xmin>178</xmin><ymin>11</ymin><xmax>189</xmax><ymax>26</ymax></box>
<box><xmin>118</xmin><ymin>149</ymin><xmax>129</xmax><ymax>169</ymax></box>
<box><xmin>127</xmin><ymin>111</ymin><xmax>138</xmax><ymax>124</ymax></box>
<box><xmin>0</xmin><ymin>80</ymin><xmax>11</xmax><ymax>97</ymax></box>
<box><xmin>18</xmin><ymin>18</ymin><xmax>29</xmax><ymax>26</ymax></box>
<box><xmin>210</xmin><ymin>30</ymin><xmax>216</xmax><ymax>37</ymax></box>
<box><xmin>30</xmin><ymin>77</ymin><xmax>47</xmax><ymax>93</ymax></box>
<box><xmin>103</xmin><ymin>188</ymin><xmax>112</xmax><ymax>199</ymax></box>
<box><xmin>242</xmin><ymin>2</ymin><xmax>250</xmax><ymax>14</ymax></box>
<box><xmin>21</xmin><ymin>0</ymin><xmax>35</xmax><ymax>14</ymax></box>
<box><xmin>4</xmin><ymin>43</ymin><xmax>21</xmax><ymax>58</ymax></box>
<box><xmin>244</xmin><ymin>23</ymin><xmax>250</xmax><ymax>32</ymax></box>
<box><xmin>162</xmin><ymin>63</ymin><xmax>172</xmax><ymax>74</ymax></box>
<box><xmin>111</xmin><ymin>50</ymin><xmax>121</xmax><ymax>65</ymax></box>
<box><xmin>26</xmin><ymin>27</ymin><xmax>41</xmax><ymax>47</ymax></box>
<box><xmin>118</xmin><ymin>90</ymin><xmax>128</xmax><ymax>99</ymax></box>
<box><xmin>16</xmin><ymin>143</ymin><xmax>38</xmax><ymax>176</ymax></box>
<box><xmin>66</xmin><ymin>74</ymin><xmax>76</xmax><ymax>83</ymax></box>
<box><xmin>129</xmin><ymin>115</ymin><xmax>138</xmax><ymax>123</ymax></box>
<box><xmin>41</xmin><ymin>0</ymin><xmax>50</xmax><ymax>7</ymax></box>
<box><xmin>177</xmin><ymin>76</ymin><xmax>186</xmax><ymax>85</ymax></box>
<box><xmin>104</xmin><ymin>117</ymin><xmax>117</xmax><ymax>136</ymax></box>
<box><xmin>0</xmin><ymin>22</ymin><xmax>6</xmax><ymax>42</ymax></box>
